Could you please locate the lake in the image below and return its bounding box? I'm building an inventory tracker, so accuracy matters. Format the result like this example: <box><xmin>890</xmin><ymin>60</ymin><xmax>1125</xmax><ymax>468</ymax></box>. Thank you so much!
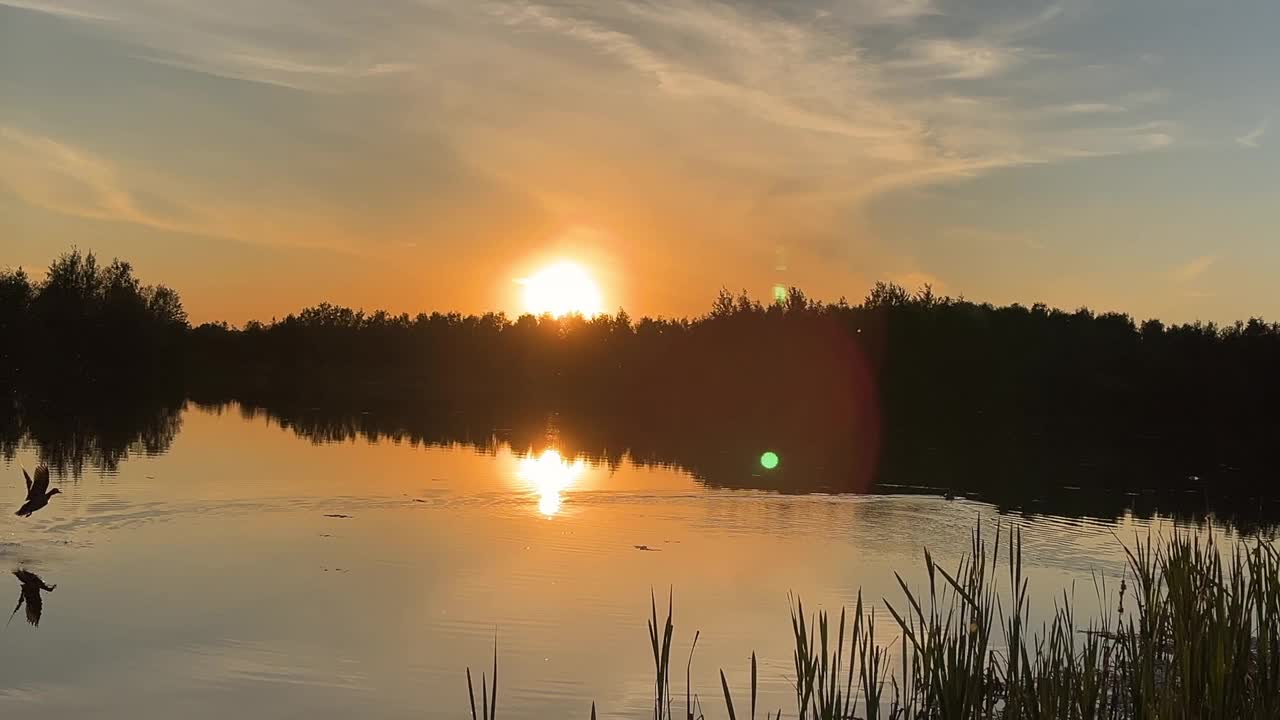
<box><xmin>0</xmin><ymin>401</ymin><xmax>1268</xmax><ymax>718</ymax></box>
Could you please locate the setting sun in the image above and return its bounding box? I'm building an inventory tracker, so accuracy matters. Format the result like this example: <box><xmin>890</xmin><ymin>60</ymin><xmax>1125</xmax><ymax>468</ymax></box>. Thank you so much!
<box><xmin>518</xmin><ymin>261</ymin><xmax>604</xmax><ymax>318</ymax></box>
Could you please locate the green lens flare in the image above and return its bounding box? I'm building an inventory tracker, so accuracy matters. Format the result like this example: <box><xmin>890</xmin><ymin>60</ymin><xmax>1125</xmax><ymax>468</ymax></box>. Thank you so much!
<box><xmin>760</xmin><ymin>451</ymin><xmax>779</xmax><ymax>470</ymax></box>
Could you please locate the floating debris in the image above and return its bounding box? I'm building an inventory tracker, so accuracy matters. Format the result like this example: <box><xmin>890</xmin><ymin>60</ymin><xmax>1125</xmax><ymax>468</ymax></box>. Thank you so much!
<box><xmin>633</xmin><ymin>545</ymin><xmax>660</xmax><ymax>552</ymax></box>
<box><xmin>323</xmin><ymin>514</ymin><xmax>352</xmax><ymax>519</ymax></box>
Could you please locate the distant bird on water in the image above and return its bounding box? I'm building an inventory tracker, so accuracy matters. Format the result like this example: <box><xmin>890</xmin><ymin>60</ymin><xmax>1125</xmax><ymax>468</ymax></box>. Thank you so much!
<box><xmin>16</xmin><ymin>465</ymin><xmax>60</xmax><ymax>517</ymax></box>
<box><xmin>9</xmin><ymin>569</ymin><xmax>56</xmax><ymax>628</ymax></box>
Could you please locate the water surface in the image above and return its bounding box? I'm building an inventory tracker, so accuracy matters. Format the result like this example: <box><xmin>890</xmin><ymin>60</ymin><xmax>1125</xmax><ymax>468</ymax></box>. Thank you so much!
<box><xmin>0</xmin><ymin>403</ymin><xmax>1264</xmax><ymax>718</ymax></box>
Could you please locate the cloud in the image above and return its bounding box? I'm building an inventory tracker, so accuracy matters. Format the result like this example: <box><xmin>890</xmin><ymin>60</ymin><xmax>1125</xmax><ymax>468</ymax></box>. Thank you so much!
<box><xmin>1</xmin><ymin>0</ymin><xmax>422</xmax><ymax>93</ymax></box>
<box><xmin>897</xmin><ymin>38</ymin><xmax>1021</xmax><ymax>79</ymax></box>
<box><xmin>0</xmin><ymin>125</ymin><xmax>380</xmax><ymax>255</ymax></box>
<box><xmin>0</xmin><ymin>125</ymin><xmax>168</xmax><ymax>229</ymax></box>
<box><xmin>1046</xmin><ymin>103</ymin><xmax>1128</xmax><ymax>115</ymax></box>
<box><xmin>890</xmin><ymin>271</ymin><xmax>946</xmax><ymax>294</ymax></box>
<box><xmin>818</xmin><ymin>0</ymin><xmax>939</xmax><ymax>25</ymax></box>
<box><xmin>945</xmin><ymin>226</ymin><xmax>1045</xmax><ymax>250</ymax></box>
<box><xmin>132</xmin><ymin>52</ymin><xmax>415</xmax><ymax>93</ymax></box>
<box><xmin>7</xmin><ymin>0</ymin><xmax>1178</xmax><ymax>190</ymax></box>
<box><xmin>1172</xmin><ymin>255</ymin><xmax>1216</xmax><ymax>282</ymax></box>
<box><xmin>0</xmin><ymin>0</ymin><xmax>110</xmax><ymax>20</ymax></box>
<box><xmin>485</xmin><ymin>0</ymin><xmax>1174</xmax><ymax>174</ymax></box>
<box><xmin>487</xmin><ymin>1</ymin><xmax>916</xmax><ymax>145</ymax></box>
<box><xmin>1236</xmin><ymin>118</ymin><xmax>1269</xmax><ymax>148</ymax></box>
<box><xmin>2</xmin><ymin>0</ymin><xmax>1184</xmax><ymax>295</ymax></box>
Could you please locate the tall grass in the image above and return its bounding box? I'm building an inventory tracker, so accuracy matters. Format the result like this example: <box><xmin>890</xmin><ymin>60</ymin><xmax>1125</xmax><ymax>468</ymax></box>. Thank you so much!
<box><xmin>465</xmin><ymin>523</ymin><xmax>1278</xmax><ymax>718</ymax></box>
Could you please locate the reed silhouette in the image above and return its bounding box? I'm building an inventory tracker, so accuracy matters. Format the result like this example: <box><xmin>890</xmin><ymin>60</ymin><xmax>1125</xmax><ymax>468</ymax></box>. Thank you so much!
<box><xmin>467</xmin><ymin>525</ymin><xmax>1280</xmax><ymax>719</ymax></box>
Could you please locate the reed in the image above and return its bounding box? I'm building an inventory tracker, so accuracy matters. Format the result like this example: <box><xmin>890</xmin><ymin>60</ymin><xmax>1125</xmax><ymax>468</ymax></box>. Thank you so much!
<box><xmin>465</xmin><ymin>638</ymin><xmax>497</xmax><ymax>720</ymax></box>
<box><xmin>464</xmin><ymin>523</ymin><xmax>1279</xmax><ymax>718</ymax></box>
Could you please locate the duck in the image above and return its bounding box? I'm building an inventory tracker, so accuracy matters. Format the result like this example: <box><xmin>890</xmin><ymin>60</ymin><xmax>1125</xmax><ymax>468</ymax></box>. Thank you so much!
<box><xmin>16</xmin><ymin>465</ymin><xmax>60</xmax><ymax>518</ymax></box>
<box><xmin>9</xmin><ymin>569</ymin><xmax>56</xmax><ymax>628</ymax></box>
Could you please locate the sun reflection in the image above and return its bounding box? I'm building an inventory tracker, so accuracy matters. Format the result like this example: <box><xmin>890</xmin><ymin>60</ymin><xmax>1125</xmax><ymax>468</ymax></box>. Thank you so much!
<box><xmin>516</xmin><ymin>449</ymin><xmax>586</xmax><ymax>516</ymax></box>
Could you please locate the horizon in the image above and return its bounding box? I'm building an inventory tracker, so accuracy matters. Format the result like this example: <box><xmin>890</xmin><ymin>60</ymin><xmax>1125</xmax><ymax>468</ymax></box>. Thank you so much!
<box><xmin>8</xmin><ymin>247</ymin><xmax>1277</xmax><ymax>329</ymax></box>
<box><xmin>4</xmin><ymin>1</ymin><xmax>1279</xmax><ymax>325</ymax></box>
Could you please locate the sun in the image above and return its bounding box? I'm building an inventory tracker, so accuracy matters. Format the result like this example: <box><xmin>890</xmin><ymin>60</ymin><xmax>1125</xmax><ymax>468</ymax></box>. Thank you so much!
<box><xmin>519</xmin><ymin>261</ymin><xmax>604</xmax><ymax>318</ymax></box>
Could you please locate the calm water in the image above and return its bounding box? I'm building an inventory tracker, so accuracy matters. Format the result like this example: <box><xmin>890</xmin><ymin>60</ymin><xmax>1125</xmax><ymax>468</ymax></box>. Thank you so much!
<box><xmin>0</xmin><ymin>402</ymin><xmax>1259</xmax><ymax>718</ymax></box>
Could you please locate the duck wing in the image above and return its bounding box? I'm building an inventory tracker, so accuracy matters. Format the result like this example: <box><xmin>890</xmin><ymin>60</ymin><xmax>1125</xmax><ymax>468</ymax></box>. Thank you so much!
<box><xmin>23</xmin><ymin>586</ymin><xmax>42</xmax><ymax>626</ymax></box>
<box><xmin>30</xmin><ymin>467</ymin><xmax>50</xmax><ymax>498</ymax></box>
<box><xmin>22</xmin><ymin>467</ymin><xmax>31</xmax><ymax>494</ymax></box>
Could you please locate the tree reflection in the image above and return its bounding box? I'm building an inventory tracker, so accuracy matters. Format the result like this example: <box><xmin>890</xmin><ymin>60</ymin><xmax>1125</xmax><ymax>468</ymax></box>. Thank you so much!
<box><xmin>0</xmin><ymin>388</ymin><xmax>184</xmax><ymax>479</ymax></box>
<box><xmin>185</xmin><ymin>394</ymin><xmax>1280</xmax><ymax>535</ymax></box>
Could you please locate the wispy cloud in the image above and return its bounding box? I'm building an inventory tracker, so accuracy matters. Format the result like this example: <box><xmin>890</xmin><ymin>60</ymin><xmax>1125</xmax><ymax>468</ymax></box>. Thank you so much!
<box><xmin>1046</xmin><ymin>102</ymin><xmax>1128</xmax><ymax>115</ymax></box>
<box><xmin>890</xmin><ymin>270</ymin><xmax>947</xmax><ymax>294</ymax></box>
<box><xmin>6</xmin><ymin>0</ymin><xmax>1178</xmax><ymax>187</ymax></box>
<box><xmin>1</xmin><ymin>0</ymin><xmax>1185</xmax><ymax>289</ymax></box>
<box><xmin>1172</xmin><ymin>255</ymin><xmax>1217</xmax><ymax>282</ymax></box>
<box><xmin>897</xmin><ymin>38</ymin><xmax>1021</xmax><ymax>79</ymax></box>
<box><xmin>0</xmin><ymin>0</ymin><xmax>111</xmax><ymax>21</ymax></box>
<box><xmin>487</xmin><ymin>1</ymin><xmax>916</xmax><ymax>144</ymax></box>
<box><xmin>0</xmin><ymin>125</ymin><xmax>375</xmax><ymax>255</ymax></box>
<box><xmin>2</xmin><ymin>0</ymin><xmax>422</xmax><ymax>93</ymax></box>
<box><xmin>945</xmin><ymin>226</ymin><xmax>1045</xmax><ymax>250</ymax></box>
<box><xmin>821</xmin><ymin>0</ymin><xmax>939</xmax><ymax>25</ymax></box>
<box><xmin>0</xmin><ymin>125</ymin><xmax>168</xmax><ymax>229</ymax></box>
<box><xmin>1237</xmin><ymin>117</ymin><xmax>1269</xmax><ymax>148</ymax></box>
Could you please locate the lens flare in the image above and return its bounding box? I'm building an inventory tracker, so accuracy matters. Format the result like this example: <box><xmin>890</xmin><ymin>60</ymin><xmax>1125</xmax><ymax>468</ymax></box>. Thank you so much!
<box><xmin>760</xmin><ymin>451</ymin><xmax>779</xmax><ymax>470</ymax></box>
<box><xmin>516</xmin><ymin>449</ymin><xmax>586</xmax><ymax>516</ymax></box>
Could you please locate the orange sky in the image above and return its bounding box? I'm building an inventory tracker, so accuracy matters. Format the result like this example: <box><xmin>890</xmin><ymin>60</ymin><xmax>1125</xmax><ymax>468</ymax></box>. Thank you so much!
<box><xmin>3</xmin><ymin>1</ymin><xmax>1279</xmax><ymax>325</ymax></box>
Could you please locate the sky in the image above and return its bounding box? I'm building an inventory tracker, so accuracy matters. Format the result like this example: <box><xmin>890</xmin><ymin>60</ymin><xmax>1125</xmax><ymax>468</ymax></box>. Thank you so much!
<box><xmin>1</xmin><ymin>0</ymin><xmax>1277</xmax><ymax>325</ymax></box>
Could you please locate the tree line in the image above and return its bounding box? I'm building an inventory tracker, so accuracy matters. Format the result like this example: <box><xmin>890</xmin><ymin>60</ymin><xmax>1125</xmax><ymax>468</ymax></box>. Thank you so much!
<box><xmin>5</xmin><ymin>250</ymin><xmax>1280</xmax><ymax>497</ymax></box>
<box><xmin>0</xmin><ymin>250</ymin><xmax>187</xmax><ymax>389</ymax></box>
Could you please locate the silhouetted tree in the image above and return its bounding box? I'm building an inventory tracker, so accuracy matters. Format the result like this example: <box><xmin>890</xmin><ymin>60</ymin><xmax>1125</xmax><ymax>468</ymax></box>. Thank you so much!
<box><xmin>0</xmin><ymin>250</ymin><xmax>188</xmax><ymax>389</ymax></box>
<box><xmin>185</xmin><ymin>280</ymin><xmax>1280</xmax><ymax>498</ymax></box>
<box><xmin>9</xmin><ymin>248</ymin><xmax>1280</xmax><ymax>502</ymax></box>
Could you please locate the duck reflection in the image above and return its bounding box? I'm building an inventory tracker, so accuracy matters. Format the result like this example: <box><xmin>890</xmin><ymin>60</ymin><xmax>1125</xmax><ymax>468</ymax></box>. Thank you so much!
<box><xmin>516</xmin><ymin>449</ymin><xmax>586</xmax><ymax>516</ymax></box>
<box><xmin>9</xmin><ymin>569</ymin><xmax>56</xmax><ymax>628</ymax></box>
